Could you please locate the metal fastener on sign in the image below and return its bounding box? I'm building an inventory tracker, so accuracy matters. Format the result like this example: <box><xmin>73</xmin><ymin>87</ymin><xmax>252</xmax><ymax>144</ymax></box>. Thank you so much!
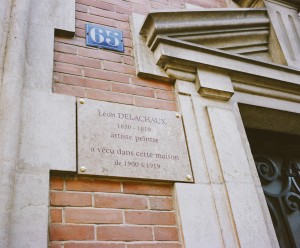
<box><xmin>80</xmin><ymin>166</ymin><xmax>86</xmax><ymax>172</ymax></box>
<box><xmin>186</xmin><ymin>175</ymin><xmax>192</xmax><ymax>181</ymax></box>
<box><xmin>79</xmin><ymin>99</ymin><xmax>85</xmax><ymax>104</ymax></box>
<box><xmin>176</xmin><ymin>113</ymin><xmax>181</xmax><ymax>118</ymax></box>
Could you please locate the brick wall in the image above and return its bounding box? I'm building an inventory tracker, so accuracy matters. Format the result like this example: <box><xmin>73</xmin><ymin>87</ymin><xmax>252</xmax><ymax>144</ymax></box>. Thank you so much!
<box><xmin>53</xmin><ymin>0</ymin><xmax>227</xmax><ymax>111</ymax></box>
<box><xmin>49</xmin><ymin>176</ymin><xmax>180</xmax><ymax>248</ymax></box>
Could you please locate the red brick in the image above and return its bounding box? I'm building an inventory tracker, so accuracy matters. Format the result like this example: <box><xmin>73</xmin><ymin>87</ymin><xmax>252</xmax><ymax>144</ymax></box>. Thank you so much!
<box><xmin>102</xmin><ymin>61</ymin><xmax>135</xmax><ymax>75</ymax></box>
<box><xmin>53</xmin><ymin>72</ymin><xmax>64</xmax><ymax>83</ymax></box>
<box><xmin>55</xmin><ymin>36</ymin><xmax>86</xmax><ymax>47</ymax></box>
<box><xmin>88</xmin><ymin>6</ymin><xmax>128</xmax><ymax>22</ymax></box>
<box><xmin>133</xmin><ymin>3</ymin><xmax>149</xmax><ymax>14</ymax></box>
<box><xmin>155</xmin><ymin>89</ymin><xmax>176</xmax><ymax>101</ymax></box>
<box><xmin>122</xmin><ymin>30</ymin><xmax>131</xmax><ymax>39</ymax></box>
<box><xmin>115</xmin><ymin>6</ymin><xmax>132</xmax><ymax>15</ymax></box>
<box><xmin>127</xmin><ymin>0</ymin><xmax>148</xmax><ymax>4</ymax></box>
<box><xmin>169</xmin><ymin>0</ymin><xmax>184</xmax><ymax>8</ymax></box>
<box><xmin>84</xmin><ymin>68</ymin><xmax>129</xmax><ymax>83</ymax></box>
<box><xmin>50</xmin><ymin>192</ymin><xmax>92</xmax><ymax>207</ymax></box>
<box><xmin>135</xmin><ymin>96</ymin><xmax>177</xmax><ymax>111</ymax></box>
<box><xmin>76</xmin><ymin>12</ymin><xmax>117</xmax><ymax>28</ymax></box>
<box><xmin>117</xmin><ymin>21</ymin><xmax>130</xmax><ymax>31</ymax></box>
<box><xmin>50</xmin><ymin>224</ymin><xmax>94</xmax><ymax>241</ymax></box>
<box><xmin>75</xmin><ymin>19</ymin><xmax>86</xmax><ymax>29</ymax></box>
<box><xmin>154</xmin><ymin>227</ymin><xmax>179</xmax><ymax>241</ymax></box>
<box><xmin>76</xmin><ymin>3</ymin><xmax>89</xmax><ymax>12</ymax></box>
<box><xmin>94</xmin><ymin>194</ymin><xmax>147</xmax><ymax>209</ymax></box>
<box><xmin>150</xmin><ymin>1</ymin><xmax>176</xmax><ymax>9</ymax></box>
<box><xmin>50</xmin><ymin>209</ymin><xmax>62</xmax><ymax>223</ymax></box>
<box><xmin>123</xmin><ymin>38</ymin><xmax>133</xmax><ymax>48</ymax></box>
<box><xmin>149</xmin><ymin>197</ymin><xmax>173</xmax><ymax>210</ymax></box>
<box><xmin>125</xmin><ymin>210</ymin><xmax>176</xmax><ymax>225</ymax></box>
<box><xmin>76</xmin><ymin>0</ymin><xmax>114</xmax><ymax>11</ymax></box>
<box><xmin>54</xmin><ymin>62</ymin><xmax>82</xmax><ymax>76</ymax></box>
<box><xmin>131</xmin><ymin>77</ymin><xmax>173</xmax><ymax>91</ymax></box>
<box><xmin>123</xmin><ymin>182</ymin><xmax>173</xmax><ymax>196</ymax></box>
<box><xmin>75</xmin><ymin>27</ymin><xmax>86</xmax><ymax>38</ymax></box>
<box><xmin>151</xmin><ymin>0</ymin><xmax>169</xmax><ymax>5</ymax></box>
<box><xmin>111</xmin><ymin>83</ymin><xmax>155</xmax><ymax>98</ymax></box>
<box><xmin>55</xmin><ymin>53</ymin><xmax>101</xmax><ymax>69</ymax></box>
<box><xmin>65</xmin><ymin>208</ymin><xmax>123</xmax><ymax>224</ymax></box>
<box><xmin>78</xmin><ymin>47</ymin><xmax>122</xmax><ymax>63</ymax></box>
<box><xmin>122</xmin><ymin>56</ymin><xmax>135</xmax><ymax>66</ymax></box>
<box><xmin>50</xmin><ymin>177</ymin><xmax>64</xmax><ymax>190</ymax></box>
<box><xmin>66</xmin><ymin>178</ymin><xmax>121</xmax><ymax>193</ymax></box>
<box><xmin>53</xmin><ymin>83</ymin><xmax>86</xmax><ymax>98</ymax></box>
<box><xmin>49</xmin><ymin>243</ymin><xmax>61</xmax><ymax>248</ymax></box>
<box><xmin>61</xmin><ymin>74</ymin><xmax>111</xmax><ymax>90</ymax></box>
<box><xmin>97</xmin><ymin>226</ymin><xmax>152</xmax><ymax>241</ymax></box>
<box><xmin>65</xmin><ymin>243</ymin><xmax>125</xmax><ymax>248</ymax></box>
<box><xmin>86</xmin><ymin>88</ymin><xmax>134</xmax><ymax>105</ymax></box>
<box><xmin>54</xmin><ymin>42</ymin><xmax>77</xmax><ymax>55</ymax></box>
<box><xmin>127</xmin><ymin>243</ymin><xmax>181</xmax><ymax>248</ymax></box>
<box><xmin>100</xmin><ymin>0</ymin><xmax>133</xmax><ymax>9</ymax></box>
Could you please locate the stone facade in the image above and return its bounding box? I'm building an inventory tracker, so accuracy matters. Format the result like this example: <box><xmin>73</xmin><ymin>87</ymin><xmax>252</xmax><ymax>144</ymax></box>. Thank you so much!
<box><xmin>0</xmin><ymin>0</ymin><xmax>299</xmax><ymax>247</ymax></box>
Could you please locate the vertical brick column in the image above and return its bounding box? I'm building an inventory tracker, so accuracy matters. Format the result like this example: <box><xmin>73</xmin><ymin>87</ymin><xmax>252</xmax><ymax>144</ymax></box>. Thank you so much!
<box><xmin>49</xmin><ymin>176</ymin><xmax>181</xmax><ymax>248</ymax></box>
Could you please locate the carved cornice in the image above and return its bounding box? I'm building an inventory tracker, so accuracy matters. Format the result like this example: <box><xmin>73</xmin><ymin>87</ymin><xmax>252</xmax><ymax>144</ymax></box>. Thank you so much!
<box><xmin>132</xmin><ymin>8</ymin><xmax>300</xmax><ymax>101</ymax></box>
<box><xmin>141</xmin><ymin>9</ymin><xmax>270</xmax><ymax>58</ymax></box>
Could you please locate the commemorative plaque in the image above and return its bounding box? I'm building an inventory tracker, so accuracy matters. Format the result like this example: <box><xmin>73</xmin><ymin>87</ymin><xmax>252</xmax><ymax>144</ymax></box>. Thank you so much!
<box><xmin>77</xmin><ymin>98</ymin><xmax>193</xmax><ymax>182</ymax></box>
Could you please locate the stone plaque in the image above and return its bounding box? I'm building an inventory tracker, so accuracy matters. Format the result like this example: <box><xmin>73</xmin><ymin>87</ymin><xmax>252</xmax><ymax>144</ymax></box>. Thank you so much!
<box><xmin>77</xmin><ymin>98</ymin><xmax>193</xmax><ymax>182</ymax></box>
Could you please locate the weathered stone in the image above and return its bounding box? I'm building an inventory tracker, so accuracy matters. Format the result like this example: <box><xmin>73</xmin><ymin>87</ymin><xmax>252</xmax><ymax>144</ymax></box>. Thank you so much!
<box><xmin>78</xmin><ymin>98</ymin><xmax>192</xmax><ymax>182</ymax></box>
<box><xmin>175</xmin><ymin>183</ymin><xmax>224</xmax><ymax>248</ymax></box>
<box><xmin>196</xmin><ymin>67</ymin><xmax>234</xmax><ymax>100</ymax></box>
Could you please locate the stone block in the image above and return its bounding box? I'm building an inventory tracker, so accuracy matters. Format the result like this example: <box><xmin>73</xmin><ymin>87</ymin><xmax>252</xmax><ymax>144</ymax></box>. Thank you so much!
<box><xmin>177</xmin><ymin>94</ymin><xmax>209</xmax><ymax>183</ymax></box>
<box><xmin>9</xmin><ymin>169</ymin><xmax>49</xmax><ymax>248</ymax></box>
<box><xmin>207</xmin><ymin>106</ymin><xmax>253</xmax><ymax>183</ymax></box>
<box><xmin>226</xmin><ymin>182</ymin><xmax>273</xmax><ymax>248</ymax></box>
<box><xmin>196</xmin><ymin>67</ymin><xmax>234</xmax><ymax>101</ymax></box>
<box><xmin>131</xmin><ymin>13</ymin><xmax>169</xmax><ymax>81</ymax></box>
<box><xmin>175</xmin><ymin>183</ymin><xmax>223</xmax><ymax>248</ymax></box>
<box><xmin>19</xmin><ymin>89</ymin><xmax>76</xmax><ymax>171</ymax></box>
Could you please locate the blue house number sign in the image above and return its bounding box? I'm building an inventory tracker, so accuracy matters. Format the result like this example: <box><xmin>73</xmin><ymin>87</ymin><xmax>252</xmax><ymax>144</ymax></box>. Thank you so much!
<box><xmin>86</xmin><ymin>24</ymin><xmax>124</xmax><ymax>52</ymax></box>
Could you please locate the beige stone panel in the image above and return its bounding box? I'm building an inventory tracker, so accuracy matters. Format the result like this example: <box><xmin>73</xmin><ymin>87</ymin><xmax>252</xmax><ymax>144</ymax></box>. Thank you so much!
<box><xmin>191</xmin><ymin>96</ymin><xmax>233</xmax><ymax>184</ymax></box>
<box><xmin>265</xmin><ymin>1</ymin><xmax>300</xmax><ymax>69</ymax></box>
<box><xmin>19</xmin><ymin>89</ymin><xmax>76</xmax><ymax>171</ymax></box>
<box><xmin>25</xmin><ymin>25</ymin><xmax>55</xmax><ymax>91</ymax></box>
<box><xmin>207</xmin><ymin>106</ymin><xmax>254</xmax><ymax>184</ymax></box>
<box><xmin>30</xmin><ymin>0</ymin><xmax>75</xmax><ymax>32</ymax></box>
<box><xmin>0</xmin><ymin>1</ymin><xmax>32</xmax><ymax>246</ymax></box>
<box><xmin>175</xmin><ymin>80</ymin><xmax>198</xmax><ymax>96</ymax></box>
<box><xmin>231</xmin><ymin>104</ymin><xmax>261</xmax><ymax>186</ymax></box>
<box><xmin>255</xmin><ymin>185</ymin><xmax>280</xmax><ymax>248</ymax></box>
<box><xmin>226</xmin><ymin>182</ymin><xmax>272</xmax><ymax>248</ymax></box>
<box><xmin>0</xmin><ymin>161</ymin><xmax>15</xmax><ymax>247</ymax></box>
<box><xmin>211</xmin><ymin>184</ymin><xmax>240</xmax><ymax>248</ymax></box>
<box><xmin>0</xmin><ymin>0</ymin><xmax>13</xmax><ymax>88</ymax></box>
<box><xmin>153</xmin><ymin>42</ymin><xmax>300</xmax><ymax>86</ymax></box>
<box><xmin>175</xmin><ymin>183</ymin><xmax>224</xmax><ymax>248</ymax></box>
<box><xmin>9</xmin><ymin>168</ymin><xmax>49</xmax><ymax>248</ymax></box>
<box><xmin>196</xmin><ymin>68</ymin><xmax>234</xmax><ymax>101</ymax></box>
<box><xmin>233</xmin><ymin>91</ymin><xmax>300</xmax><ymax>114</ymax></box>
<box><xmin>177</xmin><ymin>94</ymin><xmax>209</xmax><ymax>183</ymax></box>
<box><xmin>131</xmin><ymin>13</ymin><xmax>169</xmax><ymax>81</ymax></box>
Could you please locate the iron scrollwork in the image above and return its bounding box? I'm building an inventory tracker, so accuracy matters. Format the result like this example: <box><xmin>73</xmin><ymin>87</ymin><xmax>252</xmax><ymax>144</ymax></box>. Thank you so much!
<box><xmin>254</xmin><ymin>155</ymin><xmax>300</xmax><ymax>248</ymax></box>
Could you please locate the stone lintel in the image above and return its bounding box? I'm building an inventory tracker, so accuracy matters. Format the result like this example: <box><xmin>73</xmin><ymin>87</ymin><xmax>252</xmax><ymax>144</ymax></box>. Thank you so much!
<box><xmin>196</xmin><ymin>67</ymin><xmax>234</xmax><ymax>101</ymax></box>
<box><xmin>153</xmin><ymin>38</ymin><xmax>300</xmax><ymax>95</ymax></box>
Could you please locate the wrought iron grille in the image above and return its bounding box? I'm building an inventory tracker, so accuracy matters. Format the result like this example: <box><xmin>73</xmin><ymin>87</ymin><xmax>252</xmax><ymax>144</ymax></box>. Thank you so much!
<box><xmin>247</xmin><ymin>129</ymin><xmax>300</xmax><ymax>248</ymax></box>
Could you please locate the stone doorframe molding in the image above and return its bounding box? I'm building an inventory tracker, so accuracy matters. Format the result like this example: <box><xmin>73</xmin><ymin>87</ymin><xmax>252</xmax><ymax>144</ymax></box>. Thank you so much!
<box><xmin>0</xmin><ymin>0</ymin><xmax>76</xmax><ymax>247</ymax></box>
<box><xmin>131</xmin><ymin>1</ymin><xmax>300</xmax><ymax>247</ymax></box>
